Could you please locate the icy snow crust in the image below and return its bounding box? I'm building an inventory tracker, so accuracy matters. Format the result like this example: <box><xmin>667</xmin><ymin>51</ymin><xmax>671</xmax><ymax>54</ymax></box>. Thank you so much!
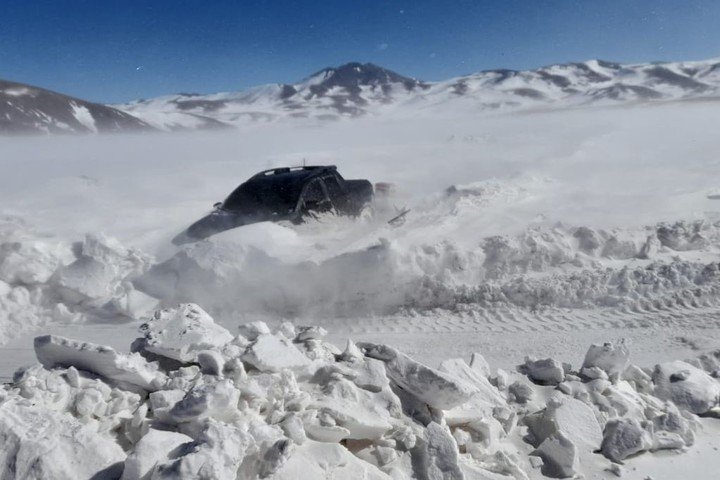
<box><xmin>3</xmin><ymin>304</ymin><xmax>720</xmax><ymax>480</ymax></box>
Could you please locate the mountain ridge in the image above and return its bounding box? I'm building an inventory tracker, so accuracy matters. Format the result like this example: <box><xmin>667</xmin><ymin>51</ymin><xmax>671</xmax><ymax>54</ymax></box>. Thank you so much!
<box><xmin>0</xmin><ymin>79</ymin><xmax>153</xmax><ymax>134</ymax></box>
<box><xmin>117</xmin><ymin>57</ymin><xmax>720</xmax><ymax>131</ymax></box>
<box><xmin>3</xmin><ymin>56</ymin><xmax>720</xmax><ymax>134</ymax></box>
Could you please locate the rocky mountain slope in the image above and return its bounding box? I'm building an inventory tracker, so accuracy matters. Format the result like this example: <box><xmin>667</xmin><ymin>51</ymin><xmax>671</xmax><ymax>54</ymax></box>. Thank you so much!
<box><xmin>0</xmin><ymin>79</ymin><xmax>153</xmax><ymax>134</ymax></box>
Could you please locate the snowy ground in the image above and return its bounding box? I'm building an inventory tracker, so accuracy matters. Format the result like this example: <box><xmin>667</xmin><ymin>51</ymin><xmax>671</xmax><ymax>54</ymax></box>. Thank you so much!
<box><xmin>1</xmin><ymin>100</ymin><xmax>720</xmax><ymax>478</ymax></box>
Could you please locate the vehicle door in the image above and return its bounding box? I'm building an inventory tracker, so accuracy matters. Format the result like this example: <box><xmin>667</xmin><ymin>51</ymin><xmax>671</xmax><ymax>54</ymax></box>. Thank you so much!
<box><xmin>299</xmin><ymin>178</ymin><xmax>332</xmax><ymax>218</ymax></box>
<box><xmin>321</xmin><ymin>174</ymin><xmax>346</xmax><ymax>212</ymax></box>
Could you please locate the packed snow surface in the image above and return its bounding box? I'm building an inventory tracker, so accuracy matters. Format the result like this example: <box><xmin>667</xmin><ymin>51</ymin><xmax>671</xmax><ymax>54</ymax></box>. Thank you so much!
<box><xmin>1</xmin><ymin>96</ymin><xmax>720</xmax><ymax>478</ymax></box>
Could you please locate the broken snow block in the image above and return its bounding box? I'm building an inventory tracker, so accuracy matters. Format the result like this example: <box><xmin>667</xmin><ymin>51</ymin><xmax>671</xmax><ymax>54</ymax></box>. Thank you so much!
<box><xmin>303</xmin><ymin>420</ymin><xmax>351</xmax><ymax>443</ymax></box>
<box><xmin>0</xmin><ymin>401</ymin><xmax>125</xmax><ymax>479</ymax></box>
<box><xmin>271</xmin><ymin>440</ymin><xmax>392</xmax><ymax>480</ymax></box>
<box><xmin>601</xmin><ymin>418</ymin><xmax>653</xmax><ymax>462</ymax></box>
<box><xmin>312</xmin><ymin>401</ymin><xmax>393</xmax><ymax>440</ymax></box>
<box><xmin>580</xmin><ymin>366</ymin><xmax>609</xmax><ymax>381</ymax></box>
<box><xmin>238</xmin><ymin>321</ymin><xmax>271</xmax><ymax>341</ymax></box>
<box><xmin>149</xmin><ymin>389</ymin><xmax>186</xmax><ymax>424</ymax></box>
<box><xmin>441</xmin><ymin>357</ymin><xmax>507</xmax><ymax>425</ymax></box>
<box><xmin>280</xmin><ymin>413</ymin><xmax>307</xmax><ymax>445</ymax></box>
<box><xmin>170</xmin><ymin>379</ymin><xmax>240</xmax><ymax>423</ymax></box>
<box><xmin>582</xmin><ymin>341</ymin><xmax>630</xmax><ymax>379</ymax></box>
<box><xmin>34</xmin><ymin>335</ymin><xmax>165</xmax><ymax>392</ymax></box>
<box><xmin>140</xmin><ymin>303</ymin><xmax>233</xmax><ymax>363</ymax></box>
<box><xmin>414</xmin><ymin>422</ymin><xmax>464</xmax><ymax>480</ymax></box>
<box><xmin>295</xmin><ymin>326</ymin><xmax>328</xmax><ymax>342</ymax></box>
<box><xmin>242</xmin><ymin>334</ymin><xmax>311</xmax><ymax>373</ymax></box>
<box><xmin>519</xmin><ymin>357</ymin><xmax>565</xmax><ymax>385</ymax></box>
<box><xmin>155</xmin><ymin>420</ymin><xmax>253</xmax><ymax>479</ymax></box>
<box><xmin>508</xmin><ymin>381</ymin><xmax>534</xmax><ymax>404</ymax></box>
<box><xmin>622</xmin><ymin>364</ymin><xmax>653</xmax><ymax>393</ymax></box>
<box><xmin>339</xmin><ymin>339</ymin><xmax>363</xmax><ymax>362</ymax></box>
<box><xmin>121</xmin><ymin>429</ymin><xmax>194</xmax><ymax>480</ymax></box>
<box><xmin>652</xmin><ymin>360</ymin><xmax>720</xmax><ymax>414</ymax></box>
<box><xmin>197</xmin><ymin>350</ymin><xmax>225</xmax><ymax>376</ymax></box>
<box><xmin>439</xmin><ymin>358</ymin><xmax>506</xmax><ymax>406</ymax></box>
<box><xmin>532</xmin><ymin>432</ymin><xmax>579</xmax><ymax>478</ymax></box>
<box><xmin>107</xmin><ymin>288</ymin><xmax>158</xmax><ymax>320</ymax></box>
<box><xmin>469</xmin><ymin>352</ymin><xmax>492</xmax><ymax>378</ymax></box>
<box><xmin>359</xmin><ymin>343</ymin><xmax>475</xmax><ymax>410</ymax></box>
<box><xmin>352</xmin><ymin>358</ymin><xmax>390</xmax><ymax>393</ymax></box>
<box><xmin>53</xmin><ymin>256</ymin><xmax>118</xmax><ymax>304</ymax></box>
<box><xmin>525</xmin><ymin>396</ymin><xmax>603</xmax><ymax>451</ymax></box>
<box><xmin>651</xmin><ymin>408</ymin><xmax>695</xmax><ymax>448</ymax></box>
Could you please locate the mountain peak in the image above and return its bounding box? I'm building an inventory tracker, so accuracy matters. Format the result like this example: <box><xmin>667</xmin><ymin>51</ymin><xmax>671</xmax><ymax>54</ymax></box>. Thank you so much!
<box><xmin>302</xmin><ymin>62</ymin><xmax>422</xmax><ymax>91</ymax></box>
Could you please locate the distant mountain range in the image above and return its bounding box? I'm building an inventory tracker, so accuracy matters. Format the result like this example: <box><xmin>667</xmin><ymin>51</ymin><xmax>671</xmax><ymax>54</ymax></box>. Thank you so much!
<box><xmin>2</xmin><ymin>57</ymin><xmax>720</xmax><ymax>134</ymax></box>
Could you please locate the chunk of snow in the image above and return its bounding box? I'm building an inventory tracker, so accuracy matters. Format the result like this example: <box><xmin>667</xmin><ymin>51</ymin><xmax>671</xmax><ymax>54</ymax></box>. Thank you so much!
<box><xmin>508</xmin><ymin>381</ymin><xmax>534</xmax><ymax>404</ymax></box>
<box><xmin>140</xmin><ymin>303</ymin><xmax>233</xmax><ymax>363</ymax></box>
<box><xmin>533</xmin><ymin>432</ymin><xmax>579</xmax><ymax>478</ymax></box>
<box><xmin>414</xmin><ymin>422</ymin><xmax>464</xmax><ymax>480</ymax></box>
<box><xmin>269</xmin><ymin>440</ymin><xmax>392</xmax><ymax>479</ymax></box>
<box><xmin>169</xmin><ymin>379</ymin><xmax>240</xmax><ymax>423</ymax></box>
<box><xmin>121</xmin><ymin>429</ymin><xmax>193</xmax><ymax>480</ymax></box>
<box><xmin>469</xmin><ymin>352</ymin><xmax>492</xmax><ymax>378</ymax></box>
<box><xmin>439</xmin><ymin>357</ymin><xmax>507</xmax><ymax>425</ymax></box>
<box><xmin>519</xmin><ymin>357</ymin><xmax>565</xmax><ymax>385</ymax></box>
<box><xmin>312</xmin><ymin>399</ymin><xmax>393</xmax><ymax>440</ymax></box>
<box><xmin>360</xmin><ymin>342</ymin><xmax>476</xmax><ymax>410</ymax></box>
<box><xmin>601</xmin><ymin>418</ymin><xmax>653</xmax><ymax>462</ymax></box>
<box><xmin>54</xmin><ymin>257</ymin><xmax>116</xmax><ymax>303</ymax></box>
<box><xmin>238</xmin><ymin>320</ymin><xmax>271</xmax><ymax>340</ymax></box>
<box><xmin>0</xmin><ymin>401</ymin><xmax>125</xmax><ymax>479</ymax></box>
<box><xmin>155</xmin><ymin>420</ymin><xmax>253</xmax><ymax>479</ymax></box>
<box><xmin>582</xmin><ymin>340</ymin><xmax>630</xmax><ymax>378</ymax></box>
<box><xmin>34</xmin><ymin>334</ymin><xmax>165</xmax><ymax>391</ymax></box>
<box><xmin>242</xmin><ymin>333</ymin><xmax>311</xmax><ymax>373</ymax></box>
<box><xmin>525</xmin><ymin>396</ymin><xmax>603</xmax><ymax>451</ymax></box>
<box><xmin>295</xmin><ymin>325</ymin><xmax>328</xmax><ymax>341</ymax></box>
<box><xmin>652</xmin><ymin>360</ymin><xmax>720</xmax><ymax>414</ymax></box>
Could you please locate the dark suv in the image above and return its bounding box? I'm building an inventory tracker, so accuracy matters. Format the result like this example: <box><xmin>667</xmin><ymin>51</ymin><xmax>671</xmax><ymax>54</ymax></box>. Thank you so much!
<box><xmin>172</xmin><ymin>165</ymin><xmax>373</xmax><ymax>244</ymax></box>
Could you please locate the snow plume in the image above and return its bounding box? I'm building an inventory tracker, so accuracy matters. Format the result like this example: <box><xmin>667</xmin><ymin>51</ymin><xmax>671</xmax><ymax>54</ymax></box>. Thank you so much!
<box><xmin>133</xmin><ymin>218</ymin><xmax>720</xmax><ymax>320</ymax></box>
<box><xmin>3</xmin><ymin>303</ymin><xmax>719</xmax><ymax>479</ymax></box>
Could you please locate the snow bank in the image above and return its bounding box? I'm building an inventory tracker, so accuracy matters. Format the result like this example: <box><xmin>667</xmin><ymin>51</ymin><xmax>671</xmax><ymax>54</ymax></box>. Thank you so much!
<box><xmin>0</xmin><ymin>222</ymin><xmax>156</xmax><ymax>343</ymax></box>
<box><xmin>133</xmin><ymin>218</ymin><xmax>720</xmax><ymax>323</ymax></box>
<box><xmin>3</xmin><ymin>305</ymin><xmax>720</xmax><ymax>479</ymax></box>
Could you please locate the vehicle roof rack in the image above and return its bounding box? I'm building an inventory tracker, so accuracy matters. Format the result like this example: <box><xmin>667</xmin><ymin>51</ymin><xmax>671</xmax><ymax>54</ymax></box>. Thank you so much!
<box><xmin>251</xmin><ymin>165</ymin><xmax>336</xmax><ymax>178</ymax></box>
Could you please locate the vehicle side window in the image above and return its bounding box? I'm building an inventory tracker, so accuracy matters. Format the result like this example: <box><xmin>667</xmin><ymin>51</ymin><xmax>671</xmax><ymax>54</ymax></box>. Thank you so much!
<box><xmin>303</xmin><ymin>180</ymin><xmax>325</xmax><ymax>203</ymax></box>
<box><xmin>323</xmin><ymin>175</ymin><xmax>344</xmax><ymax>200</ymax></box>
<box><xmin>301</xmin><ymin>179</ymin><xmax>331</xmax><ymax>215</ymax></box>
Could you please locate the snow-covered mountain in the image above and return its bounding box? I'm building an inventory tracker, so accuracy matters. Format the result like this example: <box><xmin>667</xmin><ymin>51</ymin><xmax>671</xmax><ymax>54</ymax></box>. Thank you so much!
<box><xmin>0</xmin><ymin>79</ymin><xmax>153</xmax><ymax>134</ymax></box>
<box><xmin>116</xmin><ymin>62</ymin><xmax>427</xmax><ymax>130</ymax></box>
<box><xmin>4</xmin><ymin>57</ymin><xmax>720</xmax><ymax>134</ymax></box>
<box><xmin>118</xmin><ymin>58</ymin><xmax>720</xmax><ymax>131</ymax></box>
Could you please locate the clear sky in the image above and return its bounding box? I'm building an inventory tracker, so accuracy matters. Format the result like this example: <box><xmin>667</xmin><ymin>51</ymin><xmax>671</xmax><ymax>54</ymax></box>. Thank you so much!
<box><xmin>2</xmin><ymin>0</ymin><xmax>719</xmax><ymax>103</ymax></box>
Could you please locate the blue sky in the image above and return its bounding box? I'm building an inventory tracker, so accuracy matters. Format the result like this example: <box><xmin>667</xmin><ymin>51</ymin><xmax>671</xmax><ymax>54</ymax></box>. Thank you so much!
<box><xmin>2</xmin><ymin>0</ymin><xmax>719</xmax><ymax>103</ymax></box>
